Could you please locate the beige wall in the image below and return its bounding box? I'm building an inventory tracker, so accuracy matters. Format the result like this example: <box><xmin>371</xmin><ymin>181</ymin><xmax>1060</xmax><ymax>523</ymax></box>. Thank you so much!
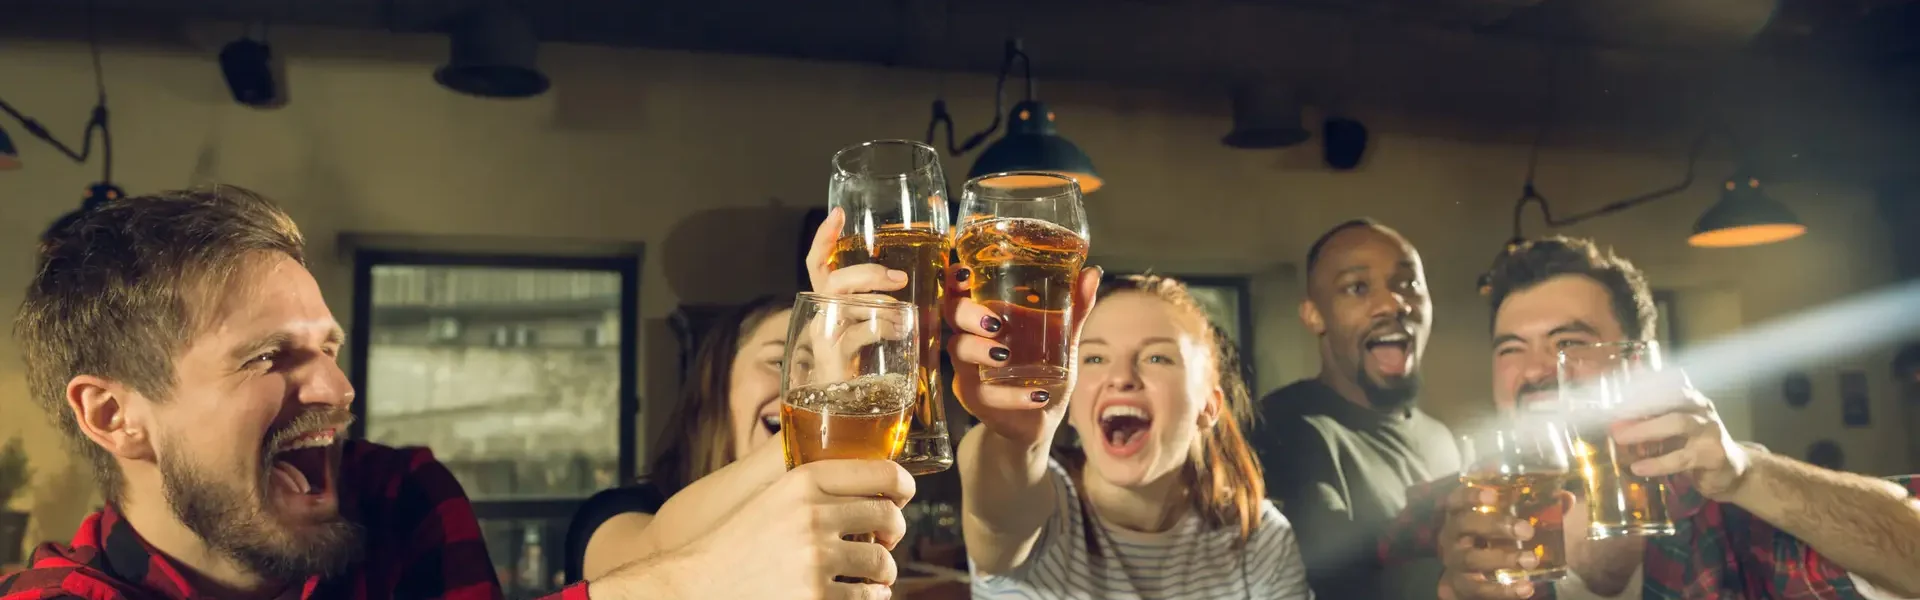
<box><xmin>0</xmin><ymin>29</ymin><xmax>1909</xmax><ymax>552</ymax></box>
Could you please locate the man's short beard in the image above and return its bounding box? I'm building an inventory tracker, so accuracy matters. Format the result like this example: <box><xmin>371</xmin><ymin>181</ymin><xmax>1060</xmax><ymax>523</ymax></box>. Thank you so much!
<box><xmin>1355</xmin><ymin>363</ymin><xmax>1421</xmax><ymax>412</ymax></box>
<box><xmin>161</xmin><ymin>448</ymin><xmax>363</xmax><ymax>582</ymax></box>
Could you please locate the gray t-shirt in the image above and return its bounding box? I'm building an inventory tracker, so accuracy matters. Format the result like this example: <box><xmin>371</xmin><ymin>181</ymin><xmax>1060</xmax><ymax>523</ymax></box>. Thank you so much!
<box><xmin>1253</xmin><ymin>379</ymin><xmax>1463</xmax><ymax>599</ymax></box>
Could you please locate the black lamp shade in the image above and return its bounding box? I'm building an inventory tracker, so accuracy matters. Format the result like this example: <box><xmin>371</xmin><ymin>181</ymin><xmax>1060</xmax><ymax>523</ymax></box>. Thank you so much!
<box><xmin>83</xmin><ymin>182</ymin><xmax>125</xmax><ymax>209</ymax></box>
<box><xmin>968</xmin><ymin>100</ymin><xmax>1102</xmax><ymax>192</ymax></box>
<box><xmin>435</xmin><ymin>6</ymin><xmax>549</xmax><ymax>99</ymax></box>
<box><xmin>1221</xmin><ymin>85</ymin><xmax>1310</xmax><ymax>149</ymax></box>
<box><xmin>1688</xmin><ymin>178</ymin><xmax>1806</xmax><ymax>248</ymax></box>
<box><xmin>0</xmin><ymin>125</ymin><xmax>20</xmax><ymax>171</ymax></box>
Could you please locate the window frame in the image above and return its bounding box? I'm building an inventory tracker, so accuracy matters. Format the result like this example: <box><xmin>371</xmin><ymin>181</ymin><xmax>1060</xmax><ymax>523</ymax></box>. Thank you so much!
<box><xmin>345</xmin><ymin>248</ymin><xmax>643</xmax><ymax>519</ymax></box>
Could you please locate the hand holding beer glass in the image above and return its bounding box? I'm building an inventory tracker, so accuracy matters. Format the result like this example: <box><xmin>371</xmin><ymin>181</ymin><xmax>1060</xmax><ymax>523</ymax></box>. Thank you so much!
<box><xmin>954</xmin><ymin>172</ymin><xmax>1091</xmax><ymax>388</ymax></box>
<box><xmin>820</xmin><ymin>140</ymin><xmax>955</xmax><ymax>475</ymax></box>
<box><xmin>1457</xmin><ymin>418</ymin><xmax>1575</xmax><ymax>585</ymax></box>
<box><xmin>1558</xmin><ymin>341</ymin><xmax>1677</xmax><ymax>539</ymax></box>
<box><xmin>778</xmin><ymin>292</ymin><xmax>919</xmax><ymax>585</ymax></box>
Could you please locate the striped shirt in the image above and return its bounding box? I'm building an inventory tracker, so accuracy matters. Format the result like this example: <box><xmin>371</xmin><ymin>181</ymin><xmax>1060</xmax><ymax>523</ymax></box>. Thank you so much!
<box><xmin>970</xmin><ymin>459</ymin><xmax>1314</xmax><ymax>600</ymax></box>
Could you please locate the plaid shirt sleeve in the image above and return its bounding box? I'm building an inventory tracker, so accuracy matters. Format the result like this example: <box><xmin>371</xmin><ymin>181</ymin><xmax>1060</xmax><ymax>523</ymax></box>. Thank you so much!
<box><xmin>1376</xmin><ymin>477</ymin><xmax>1456</xmax><ymax>567</ymax></box>
<box><xmin>1745</xmin><ymin>475</ymin><xmax>1920</xmax><ymax>599</ymax></box>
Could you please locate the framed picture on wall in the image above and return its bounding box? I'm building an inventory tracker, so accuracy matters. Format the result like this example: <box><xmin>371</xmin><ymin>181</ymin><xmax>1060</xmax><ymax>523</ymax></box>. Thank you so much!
<box><xmin>1652</xmin><ymin>290</ymin><xmax>1680</xmax><ymax>352</ymax></box>
<box><xmin>1102</xmin><ymin>272</ymin><xmax>1256</xmax><ymax>391</ymax></box>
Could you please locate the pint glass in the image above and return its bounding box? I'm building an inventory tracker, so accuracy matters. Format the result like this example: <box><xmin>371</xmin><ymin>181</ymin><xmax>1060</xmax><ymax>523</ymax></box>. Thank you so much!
<box><xmin>780</xmin><ymin>292</ymin><xmax>920</xmax><ymax>470</ymax></box>
<box><xmin>1558</xmin><ymin>340</ymin><xmax>1676</xmax><ymax>539</ymax></box>
<box><xmin>1459</xmin><ymin>418</ymin><xmax>1574</xmax><ymax>584</ymax></box>
<box><xmin>779</xmin><ymin>293</ymin><xmax>917</xmax><ymax>582</ymax></box>
<box><xmin>827</xmin><ymin>140</ymin><xmax>955</xmax><ymax>475</ymax></box>
<box><xmin>954</xmin><ymin>172</ymin><xmax>1090</xmax><ymax>387</ymax></box>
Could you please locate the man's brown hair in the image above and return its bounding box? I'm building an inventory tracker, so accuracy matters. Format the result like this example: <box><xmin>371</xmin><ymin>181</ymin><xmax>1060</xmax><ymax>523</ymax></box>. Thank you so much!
<box><xmin>14</xmin><ymin>185</ymin><xmax>307</xmax><ymax>504</ymax></box>
<box><xmin>1485</xmin><ymin>236</ymin><xmax>1656</xmax><ymax>342</ymax></box>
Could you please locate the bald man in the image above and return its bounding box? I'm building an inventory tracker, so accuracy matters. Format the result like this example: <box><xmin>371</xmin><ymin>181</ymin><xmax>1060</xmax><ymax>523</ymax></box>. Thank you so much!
<box><xmin>1252</xmin><ymin>218</ymin><xmax>1460</xmax><ymax>599</ymax></box>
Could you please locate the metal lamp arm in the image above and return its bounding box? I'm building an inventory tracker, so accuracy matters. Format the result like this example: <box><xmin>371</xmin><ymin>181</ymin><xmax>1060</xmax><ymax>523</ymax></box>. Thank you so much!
<box><xmin>926</xmin><ymin>39</ymin><xmax>1034</xmax><ymax>156</ymax></box>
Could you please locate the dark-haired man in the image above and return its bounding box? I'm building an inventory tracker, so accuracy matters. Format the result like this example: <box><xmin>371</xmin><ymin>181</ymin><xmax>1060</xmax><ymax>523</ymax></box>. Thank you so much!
<box><xmin>1253</xmin><ymin>219</ymin><xmax>1461</xmax><ymax>599</ymax></box>
<box><xmin>1380</xmin><ymin>236</ymin><xmax>1920</xmax><ymax>600</ymax></box>
<box><xmin>0</xmin><ymin>186</ymin><xmax>912</xmax><ymax>600</ymax></box>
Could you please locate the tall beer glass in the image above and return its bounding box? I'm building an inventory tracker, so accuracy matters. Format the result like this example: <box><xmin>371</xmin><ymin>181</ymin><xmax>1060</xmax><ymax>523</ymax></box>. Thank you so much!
<box><xmin>828</xmin><ymin>140</ymin><xmax>954</xmax><ymax>475</ymax></box>
<box><xmin>1459</xmin><ymin>417</ymin><xmax>1574</xmax><ymax>584</ymax></box>
<box><xmin>779</xmin><ymin>293</ymin><xmax>917</xmax><ymax>583</ymax></box>
<box><xmin>780</xmin><ymin>292</ymin><xmax>920</xmax><ymax>470</ymax></box>
<box><xmin>1558</xmin><ymin>341</ymin><xmax>1676</xmax><ymax>539</ymax></box>
<box><xmin>954</xmin><ymin>172</ymin><xmax>1090</xmax><ymax>387</ymax></box>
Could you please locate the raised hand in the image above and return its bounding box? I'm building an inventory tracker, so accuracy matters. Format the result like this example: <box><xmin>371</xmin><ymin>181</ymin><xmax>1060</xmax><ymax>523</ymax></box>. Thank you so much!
<box><xmin>1435</xmin><ymin>484</ymin><xmax>1545</xmax><ymax>600</ymax></box>
<box><xmin>941</xmin><ymin>262</ymin><xmax>1101</xmax><ymax>447</ymax></box>
<box><xmin>806</xmin><ymin>207</ymin><xmax>909</xmax><ymax>298</ymax></box>
<box><xmin>1607</xmin><ymin>372</ymin><xmax>1751</xmax><ymax>501</ymax></box>
<box><xmin>594</xmin><ymin>458</ymin><xmax>916</xmax><ymax>600</ymax></box>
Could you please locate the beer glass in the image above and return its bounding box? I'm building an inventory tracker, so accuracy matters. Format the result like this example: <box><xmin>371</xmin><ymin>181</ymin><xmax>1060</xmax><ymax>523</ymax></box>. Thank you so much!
<box><xmin>828</xmin><ymin>140</ymin><xmax>955</xmax><ymax>475</ymax></box>
<box><xmin>780</xmin><ymin>292</ymin><xmax>920</xmax><ymax>470</ymax></box>
<box><xmin>1459</xmin><ymin>417</ymin><xmax>1574</xmax><ymax>585</ymax></box>
<box><xmin>954</xmin><ymin>172</ymin><xmax>1090</xmax><ymax>387</ymax></box>
<box><xmin>1558</xmin><ymin>340</ymin><xmax>1677</xmax><ymax>539</ymax></box>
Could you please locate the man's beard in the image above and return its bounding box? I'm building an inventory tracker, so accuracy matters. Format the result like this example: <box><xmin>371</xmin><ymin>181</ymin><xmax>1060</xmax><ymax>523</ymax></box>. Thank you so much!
<box><xmin>1355</xmin><ymin>362</ymin><xmax>1420</xmax><ymax>412</ymax></box>
<box><xmin>161</xmin><ymin>447</ymin><xmax>363</xmax><ymax>582</ymax></box>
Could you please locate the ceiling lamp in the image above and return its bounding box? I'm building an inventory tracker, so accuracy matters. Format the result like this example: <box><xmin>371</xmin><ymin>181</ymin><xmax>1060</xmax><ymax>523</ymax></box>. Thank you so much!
<box><xmin>1688</xmin><ymin>175</ymin><xmax>1806</xmax><ymax>248</ymax></box>
<box><xmin>1476</xmin><ymin>129</ymin><xmax>1804</xmax><ymax>295</ymax></box>
<box><xmin>925</xmin><ymin>39</ymin><xmax>1101</xmax><ymax>193</ymax></box>
<box><xmin>0</xmin><ymin>125</ymin><xmax>19</xmax><ymax>170</ymax></box>
<box><xmin>435</xmin><ymin>3</ymin><xmax>549</xmax><ymax>99</ymax></box>
<box><xmin>1221</xmin><ymin>85</ymin><xmax>1310</xmax><ymax>150</ymax></box>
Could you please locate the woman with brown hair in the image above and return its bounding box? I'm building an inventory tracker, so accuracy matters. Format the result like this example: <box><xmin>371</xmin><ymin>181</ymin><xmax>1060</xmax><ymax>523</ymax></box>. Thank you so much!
<box><xmin>951</xmin><ymin>272</ymin><xmax>1311</xmax><ymax>599</ymax></box>
<box><xmin>564</xmin><ymin>296</ymin><xmax>793</xmax><ymax>582</ymax></box>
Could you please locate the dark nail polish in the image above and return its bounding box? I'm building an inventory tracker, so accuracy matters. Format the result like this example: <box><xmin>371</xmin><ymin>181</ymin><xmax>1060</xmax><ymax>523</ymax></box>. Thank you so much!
<box><xmin>988</xmin><ymin>346</ymin><xmax>1010</xmax><ymax>362</ymax></box>
<box><xmin>955</xmin><ymin>268</ymin><xmax>970</xmax><ymax>282</ymax></box>
<box><xmin>1030</xmin><ymin>390</ymin><xmax>1051</xmax><ymax>404</ymax></box>
<box><xmin>981</xmin><ymin>316</ymin><xmax>1003</xmax><ymax>333</ymax></box>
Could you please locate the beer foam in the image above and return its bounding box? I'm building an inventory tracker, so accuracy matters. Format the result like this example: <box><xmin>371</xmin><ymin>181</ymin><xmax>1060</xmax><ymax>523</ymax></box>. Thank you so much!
<box><xmin>784</xmin><ymin>373</ymin><xmax>916</xmax><ymax>415</ymax></box>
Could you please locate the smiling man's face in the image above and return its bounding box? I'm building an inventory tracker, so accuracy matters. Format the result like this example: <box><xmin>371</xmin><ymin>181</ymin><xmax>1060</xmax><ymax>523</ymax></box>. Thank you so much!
<box><xmin>1490</xmin><ymin>274</ymin><xmax>1629</xmax><ymax>414</ymax></box>
<box><xmin>139</xmin><ymin>253</ymin><xmax>363</xmax><ymax>579</ymax></box>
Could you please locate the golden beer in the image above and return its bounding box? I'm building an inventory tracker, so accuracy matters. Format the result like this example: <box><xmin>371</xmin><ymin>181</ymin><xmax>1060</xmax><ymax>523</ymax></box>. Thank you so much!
<box><xmin>1569</xmin><ymin>423</ymin><xmax>1675</xmax><ymax>538</ymax></box>
<box><xmin>781</xmin><ymin>372</ymin><xmax>915</xmax><ymax>554</ymax></box>
<box><xmin>781</xmin><ymin>373</ymin><xmax>916</xmax><ymax>469</ymax></box>
<box><xmin>828</xmin><ymin>227</ymin><xmax>953</xmax><ymax>474</ymax></box>
<box><xmin>954</xmin><ymin>217</ymin><xmax>1089</xmax><ymax>387</ymax></box>
<box><xmin>1461</xmin><ymin>471</ymin><xmax>1573</xmax><ymax>584</ymax></box>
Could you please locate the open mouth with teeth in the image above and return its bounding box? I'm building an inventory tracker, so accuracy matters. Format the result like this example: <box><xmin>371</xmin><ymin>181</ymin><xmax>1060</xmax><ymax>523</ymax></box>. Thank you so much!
<box><xmin>1363</xmin><ymin>330</ymin><xmax>1414</xmax><ymax>378</ymax></box>
<box><xmin>760</xmin><ymin>414</ymin><xmax>782</xmax><ymax>435</ymax></box>
<box><xmin>1096</xmin><ymin>403</ymin><xmax>1153</xmax><ymax>458</ymax></box>
<box><xmin>267</xmin><ymin>428</ymin><xmax>338</xmax><ymax>506</ymax></box>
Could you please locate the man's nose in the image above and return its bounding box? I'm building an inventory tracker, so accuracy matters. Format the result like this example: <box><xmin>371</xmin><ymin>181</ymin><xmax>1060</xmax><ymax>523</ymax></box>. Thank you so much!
<box><xmin>296</xmin><ymin>356</ymin><xmax>356</xmax><ymax>409</ymax></box>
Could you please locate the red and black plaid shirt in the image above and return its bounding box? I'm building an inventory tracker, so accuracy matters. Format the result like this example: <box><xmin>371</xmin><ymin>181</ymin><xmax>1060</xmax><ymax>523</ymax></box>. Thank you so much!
<box><xmin>0</xmin><ymin>441</ymin><xmax>590</xmax><ymax>600</ymax></box>
<box><xmin>1377</xmin><ymin>471</ymin><xmax>1920</xmax><ymax>599</ymax></box>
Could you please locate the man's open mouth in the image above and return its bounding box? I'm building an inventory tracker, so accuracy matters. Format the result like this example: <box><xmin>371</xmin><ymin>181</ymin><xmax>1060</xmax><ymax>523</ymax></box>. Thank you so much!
<box><xmin>269</xmin><ymin>428</ymin><xmax>337</xmax><ymax>497</ymax></box>
<box><xmin>1364</xmin><ymin>330</ymin><xmax>1413</xmax><ymax>377</ymax></box>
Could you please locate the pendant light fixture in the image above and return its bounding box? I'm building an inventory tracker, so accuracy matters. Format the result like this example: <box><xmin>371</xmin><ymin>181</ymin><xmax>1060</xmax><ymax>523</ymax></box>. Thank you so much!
<box><xmin>1688</xmin><ymin>173</ymin><xmax>1806</xmax><ymax>247</ymax></box>
<box><xmin>925</xmin><ymin>39</ymin><xmax>1101</xmax><ymax>192</ymax></box>
<box><xmin>1221</xmin><ymin>84</ymin><xmax>1311</xmax><ymax>150</ymax></box>
<box><xmin>1</xmin><ymin>0</ymin><xmax>124</xmax><ymax>209</ymax></box>
<box><xmin>435</xmin><ymin>1</ymin><xmax>549</xmax><ymax>99</ymax></box>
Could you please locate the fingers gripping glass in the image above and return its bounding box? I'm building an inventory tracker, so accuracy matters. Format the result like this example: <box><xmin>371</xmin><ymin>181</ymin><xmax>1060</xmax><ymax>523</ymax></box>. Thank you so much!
<box><xmin>953</xmin><ymin>172</ymin><xmax>1090</xmax><ymax>387</ymax></box>
<box><xmin>1557</xmin><ymin>340</ymin><xmax>1677</xmax><ymax>540</ymax></box>
<box><xmin>1459</xmin><ymin>418</ymin><xmax>1574</xmax><ymax>585</ymax></box>
<box><xmin>828</xmin><ymin>140</ymin><xmax>955</xmax><ymax>475</ymax></box>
